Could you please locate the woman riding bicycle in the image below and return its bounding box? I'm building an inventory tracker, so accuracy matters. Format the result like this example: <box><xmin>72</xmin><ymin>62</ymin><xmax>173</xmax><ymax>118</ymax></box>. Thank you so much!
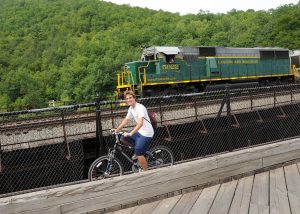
<box><xmin>113</xmin><ymin>91</ymin><xmax>154</xmax><ymax>171</ymax></box>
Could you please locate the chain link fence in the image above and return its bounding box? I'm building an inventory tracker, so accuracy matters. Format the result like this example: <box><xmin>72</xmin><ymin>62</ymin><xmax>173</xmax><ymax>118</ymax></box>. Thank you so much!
<box><xmin>1</xmin><ymin>84</ymin><xmax>300</xmax><ymax>197</ymax></box>
<box><xmin>0</xmin><ymin>105</ymin><xmax>96</xmax><ymax>197</ymax></box>
<box><xmin>104</xmin><ymin>84</ymin><xmax>300</xmax><ymax>168</ymax></box>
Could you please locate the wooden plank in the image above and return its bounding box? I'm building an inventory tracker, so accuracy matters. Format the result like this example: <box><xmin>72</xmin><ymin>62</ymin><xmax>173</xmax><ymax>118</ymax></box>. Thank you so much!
<box><xmin>216</xmin><ymin>138</ymin><xmax>300</xmax><ymax>168</ymax></box>
<box><xmin>169</xmin><ymin>190</ymin><xmax>202</xmax><ymax>214</ymax></box>
<box><xmin>0</xmin><ymin>157</ymin><xmax>217</xmax><ymax>214</ymax></box>
<box><xmin>228</xmin><ymin>176</ymin><xmax>254</xmax><ymax>214</ymax></box>
<box><xmin>249</xmin><ymin>171</ymin><xmax>269</xmax><ymax>214</ymax></box>
<box><xmin>151</xmin><ymin>195</ymin><xmax>182</xmax><ymax>214</ymax></box>
<box><xmin>263</xmin><ymin>149</ymin><xmax>300</xmax><ymax>167</ymax></box>
<box><xmin>284</xmin><ymin>164</ymin><xmax>300</xmax><ymax>214</ymax></box>
<box><xmin>21</xmin><ymin>206</ymin><xmax>61</xmax><ymax>214</ymax></box>
<box><xmin>270</xmin><ymin>167</ymin><xmax>290</xmax><ymax>214</ymax></box>
<box><xmin>131</xmin><ymin>201</ymin><xmax>160</xmax><ymax>214</ymax></box>
<box><xmin>0</xmin><ymin>158</ymin><xmax>261</xmax><ymax>214</ymax></box>
<box><xmin>112</xmin><ymin>206</ymin><xmax>138</xmax><ymax>214</ymax></box>
<box><xmin>189</xmin><ymin>184</ymin><xmax>220</xmax><ymax>214</ymax></box>
<box><xmin>58</xmin><ymin>159</ymin><xmax>262</xmax><ymax>214</ymax></box>
<box><xmin>208</xmin><ymin>180</ymin><xmax>238</xmax><ymax>214</ymax></box>
<box><xmin>258</xmin><ymin>138</ymin><xmax>300</xmax><ymax>157</ymax></box>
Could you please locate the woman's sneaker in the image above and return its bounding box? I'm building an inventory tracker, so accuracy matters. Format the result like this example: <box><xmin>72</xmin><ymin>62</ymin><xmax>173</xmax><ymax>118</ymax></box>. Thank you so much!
<box><xmin>132</xmin><ymin>163</ymin><xmax>140</xmax><ymax>173</ymax></box>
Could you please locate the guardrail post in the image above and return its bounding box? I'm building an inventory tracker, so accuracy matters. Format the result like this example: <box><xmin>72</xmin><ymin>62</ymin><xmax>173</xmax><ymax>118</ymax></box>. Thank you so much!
<box><xmin>95</xmin><ymin>96</ymin><xmax>105</xmax><ymax>157</ymax></box>
<box><xmin>159</xmin><ymin>98</ymin><xmax>163</xmax><ymax>126</ymax></box>
<box><xmin>194</xmin><ymin>98</ymin><xmax>198</xmax><ymax>120</ymax></box>
<box><xmin>225</xmin><ymin>86</ymin><xmax>233</xmax><ymax>152</ymax></box>
<box><xmin>274</xmin><ymin>91</ymin><xmax>276</xmax><ymax>107</ymax></box>
<box><xmin>250</xmin><ymin>89</ymin><xmax>253</xmax><ymax>110</ymax></box>
<box><xmin>225</xmin><ymin>86</ymin><xmax>231</xmax><ymax>117</ymax></box>
<box><xmin>61</xmin><ymin>110</ymin><xmax>71</xmax><ymax>160</ymax></box>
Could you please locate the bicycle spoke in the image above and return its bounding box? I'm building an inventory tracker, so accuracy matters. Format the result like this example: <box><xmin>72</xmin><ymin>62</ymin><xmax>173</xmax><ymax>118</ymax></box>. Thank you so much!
<box><xmin>148</xmin><ymin>146</ymin><xmax>174</xmax><ymax>169</ymax></box>
<box><xmin>88</xmin><ymin>156</ymin><xmax>123</xmax><ymax>181</ymax></box>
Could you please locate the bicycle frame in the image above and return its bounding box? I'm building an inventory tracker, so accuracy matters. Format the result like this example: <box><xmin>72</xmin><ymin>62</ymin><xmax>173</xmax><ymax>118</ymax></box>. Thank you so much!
<box><xmin>108</xmin><ymin>132</ymin><xmax>138</xmax><ymax>168</ymax></box>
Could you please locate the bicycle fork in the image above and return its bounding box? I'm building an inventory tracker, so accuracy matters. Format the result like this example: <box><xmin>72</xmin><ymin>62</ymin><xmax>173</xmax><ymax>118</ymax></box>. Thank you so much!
<box><xmin>105</xmin><ymin>152</ymin><xmax>115</xmax><ymax>175</ymax></box>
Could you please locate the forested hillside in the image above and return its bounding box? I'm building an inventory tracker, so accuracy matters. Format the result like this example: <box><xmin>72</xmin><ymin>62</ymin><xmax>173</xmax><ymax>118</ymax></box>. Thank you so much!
<box><xmin>0</xmin><ymin>0</ymin><xmax>299</xmax><ymax>110</ymax></box>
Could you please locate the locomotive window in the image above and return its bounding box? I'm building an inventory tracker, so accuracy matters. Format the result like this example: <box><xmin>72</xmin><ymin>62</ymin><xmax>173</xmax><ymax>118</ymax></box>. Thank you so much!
<box><xmin>199</xmin><ymin>47</ymin><xmax>216</xmax><ymax>57</ymax></box>
<box><xmin>275</xmin><ymin>51</ymin><xmax>289</xmax><ymax>58</ymax></box>
<box><xmin>144</xmin><ymin>55</ymin><xmax>155</xmax><ymax>61</ymax></box>
<box><xmin>166</xmin><ymin>55</ymin><xmax>175</xmax><ymax>63</ymax></box>
<box><xmin>291</xmin><ymin>55</ymin><xmax>300</xmax><ymax>67</ymax></box>
<box><xmin>260</xmin><ymin>51</ymin><xmax>275</xmax><ymax>59</ymax></box>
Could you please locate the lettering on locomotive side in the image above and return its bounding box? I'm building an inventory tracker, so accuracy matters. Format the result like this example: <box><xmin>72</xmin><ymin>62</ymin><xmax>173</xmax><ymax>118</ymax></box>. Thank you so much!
<box><xmin>218</xmin><ymin>59</ymin><xmax>259</xmax><ymax>64</ymax></box>
<box><xmin>148</xmin><ymin>77</ymin><xmax>176</xmax><ymax>82</ymax></box>
<box><xmin>161</xmin><ymin>64</ymin><xmax>180</xmax><ymax>70</ymax></box>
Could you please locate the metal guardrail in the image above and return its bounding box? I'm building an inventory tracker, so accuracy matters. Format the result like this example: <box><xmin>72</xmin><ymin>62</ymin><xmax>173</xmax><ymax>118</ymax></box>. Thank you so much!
<box><xmin>1</xmin><ymin>83</ymin><xmax>300</xmax><ymax>197</ymax></box>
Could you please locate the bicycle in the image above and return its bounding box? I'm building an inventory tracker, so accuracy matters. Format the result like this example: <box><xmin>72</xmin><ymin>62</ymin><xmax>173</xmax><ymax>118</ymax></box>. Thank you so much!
<box><xmin>88</xmin><ymin>131</ymin><xmax>174</xmax><ymax>181</ymax></box>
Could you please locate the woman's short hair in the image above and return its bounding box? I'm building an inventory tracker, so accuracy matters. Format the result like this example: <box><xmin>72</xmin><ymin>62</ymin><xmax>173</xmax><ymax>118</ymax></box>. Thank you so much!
<box><xmin>124</xmin><ymin>90</ymin><xmax>136</xmax><ymax>99</ymax></box>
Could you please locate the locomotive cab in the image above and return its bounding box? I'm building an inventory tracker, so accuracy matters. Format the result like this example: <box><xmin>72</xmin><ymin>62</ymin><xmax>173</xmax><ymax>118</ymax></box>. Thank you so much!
<box><xmin>117</xmin><ymin>47</ymin><xmax>182</xmax><ymax>97</ymax></box>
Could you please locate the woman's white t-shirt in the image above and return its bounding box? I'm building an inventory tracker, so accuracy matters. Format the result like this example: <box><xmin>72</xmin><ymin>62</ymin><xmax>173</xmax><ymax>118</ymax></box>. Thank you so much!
<box><xmin>126</xmin><ymin>103</ymin><xmax>154</xmax><ymax>137</ymax></box>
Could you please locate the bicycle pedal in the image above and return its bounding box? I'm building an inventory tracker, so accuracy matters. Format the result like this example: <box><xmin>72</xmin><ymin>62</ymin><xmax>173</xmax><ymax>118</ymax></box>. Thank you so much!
<box><xmin>131</xmin><ymin>164</ymin><xmax>140</xmax><ymax>173</ymax></box>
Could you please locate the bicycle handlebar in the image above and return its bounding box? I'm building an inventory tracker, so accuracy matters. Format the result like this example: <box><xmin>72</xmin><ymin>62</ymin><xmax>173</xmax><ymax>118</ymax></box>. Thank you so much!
<box><xmin>110</xmin><ymin>129</ymin><xmax>124</xmax><ymax>135</ymax></box>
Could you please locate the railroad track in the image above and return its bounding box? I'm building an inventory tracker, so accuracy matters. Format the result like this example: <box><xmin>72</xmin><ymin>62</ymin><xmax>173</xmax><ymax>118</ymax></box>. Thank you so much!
<box><xmin>1</xmin><ymin>87</ymin><xmax>300</xmax><ymax>131</ymax></box>
<box><xmin>1</xmin><ymin>85</ymin><xmax>300</xmax><ymax>151</ymax></box>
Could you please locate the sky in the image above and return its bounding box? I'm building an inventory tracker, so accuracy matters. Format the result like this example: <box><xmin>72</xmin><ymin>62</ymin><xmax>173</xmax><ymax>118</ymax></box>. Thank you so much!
<box><xmin>103</xmin><ymin>0</ymin><xmax>299</xmax><ymax>15</ymax></box>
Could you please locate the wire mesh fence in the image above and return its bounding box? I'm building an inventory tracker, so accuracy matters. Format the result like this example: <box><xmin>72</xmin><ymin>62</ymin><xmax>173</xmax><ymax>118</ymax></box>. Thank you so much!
<box><xmin>1</xmin><ymin>83</ymin><xmax>300</xmax><ymax>197</ymax></box>
<box><xmin>105</xmin><ymin>84</ymin><xmax>300</xmax><ymax>168</ymax></box>
<box><xmin>0</xmin><ymin>140</ymin><xmax>83</xmax><ymax>196</ymax></box>
<box><xmin>0</xmin><ymin>105</ymin><xmax>95</xmax><ymax>197</ymax></box>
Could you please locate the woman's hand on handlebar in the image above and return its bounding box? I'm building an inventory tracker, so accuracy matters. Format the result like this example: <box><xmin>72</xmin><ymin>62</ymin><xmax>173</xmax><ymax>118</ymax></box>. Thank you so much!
<box><xmin>123</xmin><ymin>132</ymin><xmax>131</xmax><ymax>137</ymax></box>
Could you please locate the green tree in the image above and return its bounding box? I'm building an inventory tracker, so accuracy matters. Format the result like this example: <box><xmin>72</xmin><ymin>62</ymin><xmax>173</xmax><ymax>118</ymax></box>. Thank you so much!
<box><xmin>0</xmin><ymin>0</ymin><xmax>299</xmax><ymax>110</ymax></box>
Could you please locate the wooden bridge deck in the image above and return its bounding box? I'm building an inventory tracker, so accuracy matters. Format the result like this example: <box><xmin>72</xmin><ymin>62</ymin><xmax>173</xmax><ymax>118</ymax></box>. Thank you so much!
<box><xmin>108</xmin><ymin>162</ymin><xmax>300</xmax><ymax>214</ymax></box>
<box><xmin>1</xmin><ymin>138</ymin><xmax>300</xmax><ymax>214</ymax></box>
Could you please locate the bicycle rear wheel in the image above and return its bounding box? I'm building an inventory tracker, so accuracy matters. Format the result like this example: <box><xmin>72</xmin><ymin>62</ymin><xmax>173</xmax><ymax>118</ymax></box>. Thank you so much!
<box><xmin>88</xmin><ymin>156</ymin><xmax>124</xmax><ymax>181</ymax></box>
<box><xmin>147</xmin><ymin>146</ymin><xmax>174</xmax><ymax>169</ymax></box>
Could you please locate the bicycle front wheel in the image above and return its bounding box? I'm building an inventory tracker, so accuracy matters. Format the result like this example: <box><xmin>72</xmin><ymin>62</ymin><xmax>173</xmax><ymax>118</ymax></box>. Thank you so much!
<box><xmin>147</xmin><ymin>146</ymin><xmax>174</xmax><ymax>169</ymax></box>
<box><xmin>88</xmin><ymin>156</ymin><xmax>124</xmax><ymax>181</ymax></box>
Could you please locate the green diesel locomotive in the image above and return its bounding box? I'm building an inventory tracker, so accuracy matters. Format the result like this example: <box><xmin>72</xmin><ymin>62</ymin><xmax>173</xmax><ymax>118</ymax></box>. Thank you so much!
<box><xmin>117</xmin><ymin>46</ymin><xmax>298</xmax><ymax>98</ymax></box>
